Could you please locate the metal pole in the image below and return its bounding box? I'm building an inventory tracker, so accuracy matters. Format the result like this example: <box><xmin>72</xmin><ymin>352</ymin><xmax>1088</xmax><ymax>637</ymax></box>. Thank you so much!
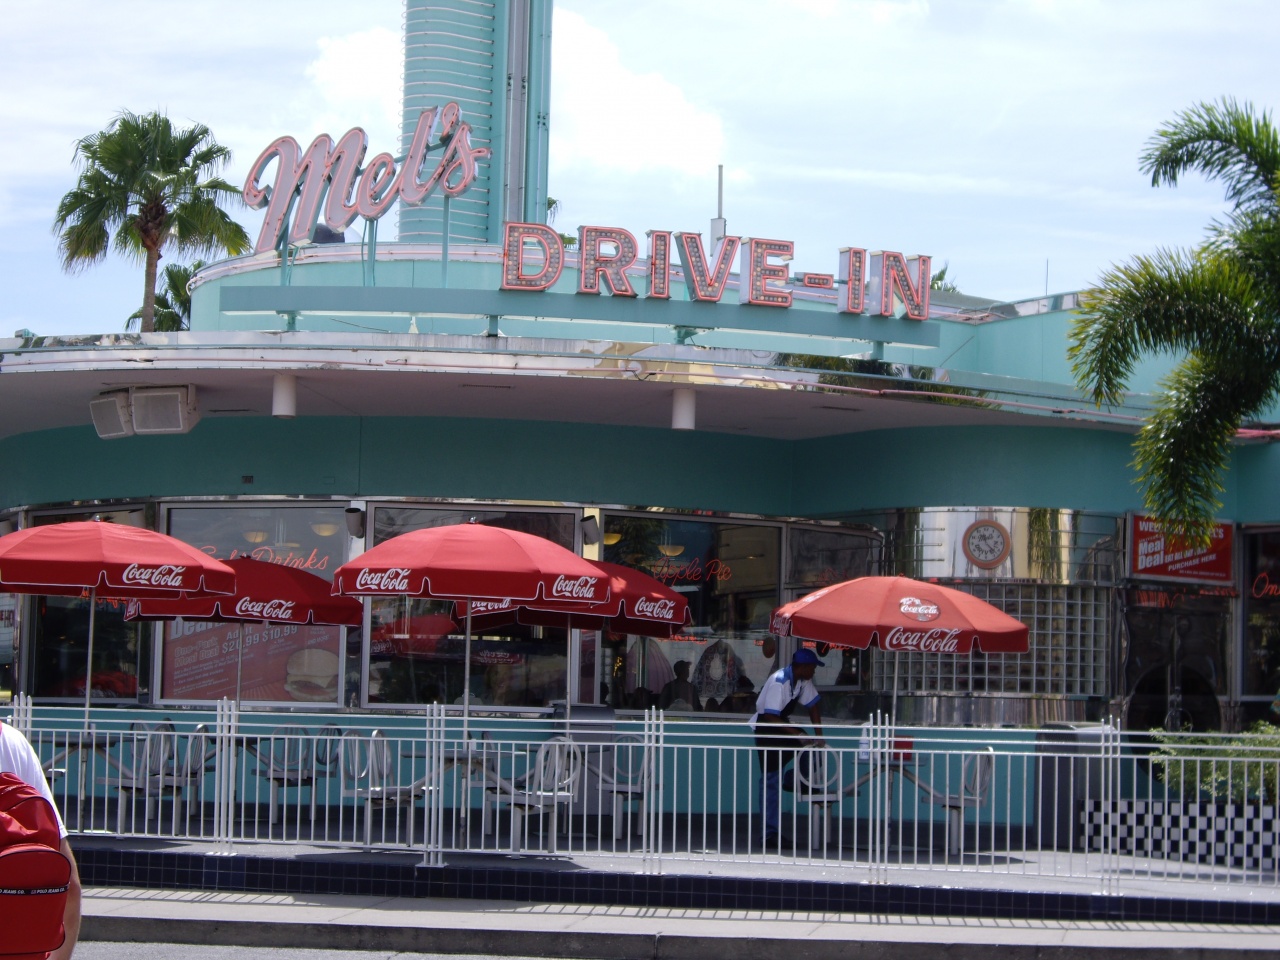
<box><xmin>442</xmin><ymin>194</ymin><xmax>451</xmax><ymax>288</ymax></box>
<box><xmin>83</xmin><ymin>588</ymin><xmax>96</xmax><ymax>729</ymax></box>
<box><xmin>462</xmin><ymin>605</ymin><xmax>473</xmax><ymax>738</ymax></box>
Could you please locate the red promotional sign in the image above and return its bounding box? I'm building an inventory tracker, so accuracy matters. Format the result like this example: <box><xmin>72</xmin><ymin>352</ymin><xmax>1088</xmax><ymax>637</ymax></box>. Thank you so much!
<box><xmin>161</xmin><ymin>619</ymin><xmax>341</xmax><ymax>703</ymax></box>
<box><xmin>1128</xmin><ymin>515</ymin><xmax>1234</xmax><ymax>584</ymax></box>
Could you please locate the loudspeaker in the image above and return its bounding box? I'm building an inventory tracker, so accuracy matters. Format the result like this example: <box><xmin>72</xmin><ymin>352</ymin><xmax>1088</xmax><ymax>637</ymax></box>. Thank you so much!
<box><xmin>131</xmin><ymin>386</ymin><xmax>200</xmax><ymax>434</ymax></box>
<box><xmin>89</xmin><ymin>392</ymin><xmax>134</xmax><ymax>439</ymax></box>
<box><xmin>344</xmin><ymin>507</ymin><xmax>366</xmax><ymax>538</ymax></box>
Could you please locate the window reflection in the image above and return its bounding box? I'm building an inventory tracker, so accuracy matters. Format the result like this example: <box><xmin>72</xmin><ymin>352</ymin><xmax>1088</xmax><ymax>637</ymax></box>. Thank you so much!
<box><xmin>160</xmin><ymin>504</ymin><xmax>348</xmax><ymax>706</ymax></box>
<box><xmin>27</xmin><ymin>510</ymin><xmax>148</xmax><ymax>702</ymax></box>
<box><xmin>600</xmin><ymin>516</ymin><xmax>780</xmax><ymax>713</ymax></box>
<box><xmin>365</xmin><ymin>507</ymin><xmax>574</xmax><ymax>708</ymax></box>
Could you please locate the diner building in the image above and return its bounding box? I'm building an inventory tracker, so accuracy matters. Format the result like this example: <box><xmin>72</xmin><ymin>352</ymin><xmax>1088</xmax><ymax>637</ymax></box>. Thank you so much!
<box><xmin>3</xmin><ymin>0</ymin><xmax>1279</xmax><ymax>734</ymax></box>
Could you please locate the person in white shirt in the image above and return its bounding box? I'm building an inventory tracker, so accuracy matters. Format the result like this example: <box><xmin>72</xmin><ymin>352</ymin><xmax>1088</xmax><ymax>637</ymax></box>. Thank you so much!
<box><xmin>749</xmin><ymin>647</ymin><xmax>825</xmax><ymax>845</ymax></box>
<box><xmin>0</xmin><ymin>721</ymin><xmax>81</xmax><ymax>960</ymax></box>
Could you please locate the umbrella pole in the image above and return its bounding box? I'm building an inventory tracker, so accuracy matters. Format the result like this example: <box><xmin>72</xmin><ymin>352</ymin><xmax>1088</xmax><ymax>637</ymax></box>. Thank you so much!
<box><xmin>891</xmin><ymin>651</ymin><xmax>900</xmax><ymax>729</ymax></box>
<box><xmin>83</xmin><ymin>588</ymin><xmax>97</xmax><ymax>730</ymax></box>
<box><xmin>232</xmin><ymin>623</ymin><xmax>252</xmax><ymax>711</ymax></box>
<box><xmin>565</xmin><ymin>623</ymin><xmax>575</xmax><ymax>723</ymax></box>
<box><xmin>462</xmin><ymin>606</ymin><xmax>473</xmax><ymax>739</ymax></box>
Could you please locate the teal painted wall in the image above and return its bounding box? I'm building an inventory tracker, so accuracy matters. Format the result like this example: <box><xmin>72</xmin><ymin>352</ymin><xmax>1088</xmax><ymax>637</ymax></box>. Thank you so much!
<box><xmin>0</xmin><ymin>418</ymin><xmax>786</xmax><ymax>516</ymax></box>
<box><xmin>792</xmin><ymin>426</ymin><xmax>1151</xmax><ymax>516</ymax></box>
<box><xmin>10</xmin><ymin>414</ymin><xmax>1264</xmax><ymax>527</ymax></box>
<box><xmin>4</xmin><ymin>418</ymin><xmax>1275</xmax><ymax>524</ymax></box>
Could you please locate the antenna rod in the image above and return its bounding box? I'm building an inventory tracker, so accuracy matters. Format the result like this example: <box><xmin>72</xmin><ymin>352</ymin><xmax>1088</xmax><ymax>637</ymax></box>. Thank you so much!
<box><xmin>710</xmin><ymin>164</ymin><xmax>727</xmax><ymax>248</ymax></box>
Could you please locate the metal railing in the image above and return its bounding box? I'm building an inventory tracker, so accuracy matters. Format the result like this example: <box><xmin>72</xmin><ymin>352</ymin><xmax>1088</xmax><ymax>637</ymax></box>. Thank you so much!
<box><xmin>11</xmin><ymin>696</ymin><xmax>1280</xmax><ymax>893</ymax></box>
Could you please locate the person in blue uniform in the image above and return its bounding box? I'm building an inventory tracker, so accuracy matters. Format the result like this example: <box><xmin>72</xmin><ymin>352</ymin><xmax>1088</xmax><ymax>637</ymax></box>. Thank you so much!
<box><xmin>749</xmin><ymin>647</ymin><xmax>825</xmax><ymax>845</ymax></box>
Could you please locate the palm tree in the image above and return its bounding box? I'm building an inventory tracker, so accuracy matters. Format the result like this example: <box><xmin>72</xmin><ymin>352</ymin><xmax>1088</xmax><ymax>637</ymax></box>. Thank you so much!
<box><xmin>54</xmin><ymin>111</ymin><xmax>249</xmax><ymax>333</ymax></box>
<box><xmin>931</xmin><ymin>262</ymin><xmax>960</xmax><ymax>293</ymax></box>
<box><xmin>546</xmin><ymin>195</ymin><xmax>576</xmax><ymax>249</ymax></box>
<box><xmin>1069</xmin><ymin>98</ymin><xmax>1280</xmax><ymax>544</ymax></box>
<box><xmin>126</xmin><ymin>260</ymin><xmax>203</xmax><ymax>332</ymax></box>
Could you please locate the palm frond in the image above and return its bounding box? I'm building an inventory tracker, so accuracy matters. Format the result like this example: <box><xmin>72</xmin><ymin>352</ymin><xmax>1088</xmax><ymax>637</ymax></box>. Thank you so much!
<box><xmin>1071</xmin><ymin>249</ymin><xmax>1267</xmax><ymax>406</ymax></box>
<box><xmin>1132</xmin><ymin>351</ymin><xmax>1278</xmax><ymax>544</ymax></box>
<box><xmin>1141</xmin><ymin>98</ymin><xmax>1280</xmax><ymax>213</ymax></box>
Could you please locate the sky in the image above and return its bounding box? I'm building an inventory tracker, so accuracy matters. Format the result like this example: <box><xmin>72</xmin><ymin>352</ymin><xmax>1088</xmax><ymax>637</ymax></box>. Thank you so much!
<box><xmin>3</xmin><ymin>0</ymin><xmax>1278</xmax><ymax>337</ymax></box>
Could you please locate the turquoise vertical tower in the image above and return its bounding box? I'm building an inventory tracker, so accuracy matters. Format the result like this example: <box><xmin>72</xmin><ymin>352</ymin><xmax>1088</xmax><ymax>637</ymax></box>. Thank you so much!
<box><xmin>400</xmin><ymin>0</ymin><xmax>553</xmax><ymax>244</ymax></box>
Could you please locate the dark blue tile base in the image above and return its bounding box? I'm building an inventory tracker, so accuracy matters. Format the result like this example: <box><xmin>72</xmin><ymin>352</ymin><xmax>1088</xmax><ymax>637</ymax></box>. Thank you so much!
<box><xmin>73</xmin><ymin>845</ymin><xmax>1280</xmax><ymax>926</ymax></box>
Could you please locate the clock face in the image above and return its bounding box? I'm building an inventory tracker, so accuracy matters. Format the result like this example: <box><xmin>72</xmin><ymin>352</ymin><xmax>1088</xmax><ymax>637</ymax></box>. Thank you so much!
<box><xmin>963</xmin><ymin>520</ymin><xmax>1010</xmax><ymax>569</ymax></box>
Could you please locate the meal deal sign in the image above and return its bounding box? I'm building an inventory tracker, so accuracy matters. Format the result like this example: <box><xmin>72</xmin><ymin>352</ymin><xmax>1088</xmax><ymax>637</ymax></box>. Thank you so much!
<box><xmin>1128</xmin><ymin>514</ymin><xmax>1234</xmax><ymax>585</ymax></box>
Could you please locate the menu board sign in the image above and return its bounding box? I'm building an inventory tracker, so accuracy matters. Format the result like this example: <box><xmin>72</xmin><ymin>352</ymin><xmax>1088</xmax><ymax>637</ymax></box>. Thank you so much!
<box><xmin>161</xmin><ymin>619</ymin><xmax>342</xmax><ymax>703</ymax></box>
<box><xmin>1128</xmin><ymin>514</ymin><xmax>1234</xmax><ymax>585</ymax></box>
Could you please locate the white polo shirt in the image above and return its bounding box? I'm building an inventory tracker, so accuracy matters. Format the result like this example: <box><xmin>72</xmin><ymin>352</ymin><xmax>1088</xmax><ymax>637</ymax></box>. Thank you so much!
<box><xmin>750</xmin><ymin>665</ymin><xmax>820</xmax><ymax>730</ymax></box>
<box><xmin>0</xmin><ymin>722</ymin><xmax>66</xmax><ymax>838</ymax></box>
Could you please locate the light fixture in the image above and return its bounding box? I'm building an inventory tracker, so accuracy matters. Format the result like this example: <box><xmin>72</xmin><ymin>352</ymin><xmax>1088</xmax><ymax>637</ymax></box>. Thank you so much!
<box><xmin>672</xmin><ymin>387</ymin><xmax>695</xmax><ymax>430</ymax></box>
<box><xmin>272</xmin><ymin>373</ymin><xmax>297</xmax><ymax>418</ymax></box>
<box><xmin>345</xmin><ymin>507</ymin><xmax>366</xmax><ymax>538</ymax></box>
<box><xmin>580</xmin><ymin>516</ymin><xmax>601</xmax><ymax>546</ymax></box>
<box><xmin>603</xmin><ymin>531</ymin><xmax>622</xmax><ymax>546</ymax></box>
<box><xmin>309</xmin><ymin>521</ymin><xmax>341</xmax><ymax>537</ymax></box>
<box><xmin>657</xmin><ymin>525</ymin><xmax>685</xmax><ymax>557</ymax></box>
<box><xmin>243</xmin><ymin>529</ymin><xmax>269</xmax><ymax>544</ymax></box>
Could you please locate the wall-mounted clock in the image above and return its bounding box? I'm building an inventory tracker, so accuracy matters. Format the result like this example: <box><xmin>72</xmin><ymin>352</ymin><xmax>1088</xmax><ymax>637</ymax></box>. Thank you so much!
<box><xmin>962</xmin><ymin>519</ymin><xmax>1011</xmax><ymax>569</ymax></box>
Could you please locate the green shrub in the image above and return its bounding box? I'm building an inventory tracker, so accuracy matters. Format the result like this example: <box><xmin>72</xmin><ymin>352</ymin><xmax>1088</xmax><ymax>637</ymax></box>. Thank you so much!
<box><xmin>1150</xmin><ymin>722</ymin><xmax>1280</xmax><ymax>804</ymax></box>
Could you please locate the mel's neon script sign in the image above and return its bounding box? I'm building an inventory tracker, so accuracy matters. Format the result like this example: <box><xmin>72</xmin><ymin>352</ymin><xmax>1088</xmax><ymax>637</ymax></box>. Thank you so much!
<box><xmin>243</xmin><ymin>103</ymin><xmax>489</xmax><ymax>254</ymax></box>
<box><xmin>500</xmin><ymin>223</ymin><xmax>932</xmax><ymax>318</ymax></box>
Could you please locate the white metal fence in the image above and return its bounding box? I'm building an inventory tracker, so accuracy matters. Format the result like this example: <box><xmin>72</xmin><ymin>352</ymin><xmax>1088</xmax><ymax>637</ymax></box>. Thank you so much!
<box><xmin>10</xmin><ymin>696</ymin><xmax>1280</xmax><ymax>892</ymax></box>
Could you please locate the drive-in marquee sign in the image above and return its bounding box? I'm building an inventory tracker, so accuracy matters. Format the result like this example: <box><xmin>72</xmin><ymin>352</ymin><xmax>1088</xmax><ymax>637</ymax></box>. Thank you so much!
<box><xmin>499</xmin><ymin>223</ymin><xmax>931</xmax><ymax>317</ymax></box>
<box><xmin>242</xmin><ymin>103</ymin><xmax>933</xmax><ymax>321</ymax></box>
<box><xmin>243</xmin><ymin>103</ymin><xmax>490</xmax><ymax>255</ymax></box>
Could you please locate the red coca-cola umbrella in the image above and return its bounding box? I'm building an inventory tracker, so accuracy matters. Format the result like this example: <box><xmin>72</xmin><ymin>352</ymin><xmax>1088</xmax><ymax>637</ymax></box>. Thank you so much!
<box><xmin>456</xmin><ymin>561</ymin><xmax>690</xmax><ymax>714</ymax></box>
<box><xmin>332</xmin><ymin>522</ymin><xmax>610</xmax><ymax>728</ymax></box>
<box><xmin>771</xmin><ymin>576</ymin><xmax>1029</xmax><ymax>723</ymax></box>
<box><xmin>127</xmin><ymin>556</ymin><xmax>361</xmax><ymax>626</ymax></box>
<box><xmin>457</xmin><ymin>560</ymin><xmax>691</xmax><ymax>638</ymax></box>
<box><xmin>126</xmin><ymin>556</ymin><xmax>364</xmax><ymax>707</ymax></box>
<box><xmin>0</xmin><ymin>520</ymin><xmax>236</xmax><ymax>723</ymax></box>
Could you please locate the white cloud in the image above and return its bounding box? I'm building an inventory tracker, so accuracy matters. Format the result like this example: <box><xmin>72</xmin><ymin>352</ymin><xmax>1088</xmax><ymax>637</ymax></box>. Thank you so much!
<box><xmin>548</xmin><ymin>9</ymin><xmax>724</xmax><ymax>179</ymax></box>
<box><xmin>304</xmin><ymin>28</ymin><xmax>403</xmax><ymax>149</ymax></box>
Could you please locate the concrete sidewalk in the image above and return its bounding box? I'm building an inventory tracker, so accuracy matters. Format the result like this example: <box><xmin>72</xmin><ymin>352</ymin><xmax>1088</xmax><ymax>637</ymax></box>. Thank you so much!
<box><xmin>81</xmin><ymin>886</ymin><xmax>1280</xmax><ymax>959</ymax></box>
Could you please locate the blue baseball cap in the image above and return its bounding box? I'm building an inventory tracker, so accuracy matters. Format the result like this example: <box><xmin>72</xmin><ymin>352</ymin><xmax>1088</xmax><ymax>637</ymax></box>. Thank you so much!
<box><xmin>792</xmin><ymin>647</ymin><xmax>825</xmax><ymax>666</ymax></box>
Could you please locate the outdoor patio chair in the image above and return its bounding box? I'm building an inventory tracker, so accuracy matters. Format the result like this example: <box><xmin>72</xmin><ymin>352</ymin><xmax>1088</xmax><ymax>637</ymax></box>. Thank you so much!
<box><xmin>258</xmin><ymin>725</ymin><xmax>318</xmax><ymax>827</ymax></box>
<box><xmin>794</xmin><ymin>747</ymin><xmax>842</xmax><ymax>850</ymax></box>
<box><xmin>164</xmin><ymin>723</ymin><xmax>212</xmax><ymax>832</ymax></box>
<box><xmin>340</xmin><ymin>730</ymin><xmax>424</xmax><ymax>847</ymax></box>
<box><xmin>916</xmin><ymin>746</ymin><xmax>996</xmax><ymax>855</ymax></box>
<box><xmin>109</xmin><ymin>721</ymin><xmax>177</xmax><ymax>834</ymax></box>
<box><xmin>584</xmin><ymin>733</ymin><xmax>651</xmax><ymax>843</ymax></box>
<box><xmin>488</xmin><ymin>736</ymin><xmax>582</xmax><ymax>853</ymax></box>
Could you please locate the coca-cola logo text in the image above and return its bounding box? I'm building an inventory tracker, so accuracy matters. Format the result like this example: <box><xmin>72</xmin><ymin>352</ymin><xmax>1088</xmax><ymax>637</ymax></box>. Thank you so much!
<box><xmin>899</xmin><ymin>597</ymin><xmax>940</xmax><ymax>622</ymax></box>
<box><xmin>883</xmin><ymin>625</ymin><xmax>962</xmax><ymax>652</ymax></box>
<box><xmin>551</xmin><ymin>575</ymin><xmax>602</xmax><ymax>600</ymax></box>
<box><xmin>353</xmin><ymin>568</ymin><xmax>411</xmax><ymax>592</ymax></box>
<box><xmin>234</xmin><ymin>597</ymin><xmax>297</xmax><ymax>620</ymax></box>
<box><xmin>633</xmin><ymin>597</ymin><xmax>678</xmax><ymax>621</ymax></box>
<box><xmin>468</xmin><ymin>599</ymin><xmax>516</xmax><ymax>615</ymax></box>
<box><xmin>122</xmin><ymin>564</ymin><xmax>188</xmax><ymax>588</ymax></box>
